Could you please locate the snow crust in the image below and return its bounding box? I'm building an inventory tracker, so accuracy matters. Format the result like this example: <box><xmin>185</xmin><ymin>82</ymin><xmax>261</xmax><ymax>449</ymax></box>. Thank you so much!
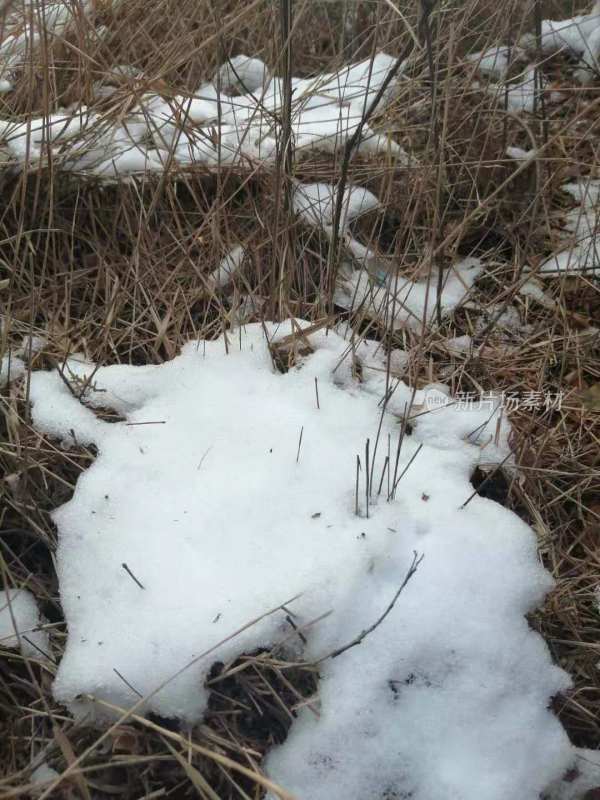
<box><xmin>27</xmin><ymin>320</ymin><xmax>574</xmax><ymax>799</ymax></box>
<box><xmin>0</xmin><ymin>53</ymin><xmax>407</xmax><ymax>178</ymax></box>
<box><xmin>0</xmin><ymin>588</ymin><xmax>49</xmax><ymax>659</ymax></box>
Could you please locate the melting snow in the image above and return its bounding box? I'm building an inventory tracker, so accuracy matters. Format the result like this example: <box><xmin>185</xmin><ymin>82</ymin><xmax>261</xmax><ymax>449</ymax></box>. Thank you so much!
<box><xmin>485</xmin><ymin>65</ymin><xmax>559</xmax><ymax>114</ymax></box>
<box><xmin>506</xmin><ymin>145</ymin><xmax>537</xmax><ymax>162</ymax></box>
<box><xmin>467</xmin><ymin>45</ymin><xmax>523</xmax><ymax>79</ymax></box>
<box><xmin>521</xmin><ymin>1</ymin><xmax>600</xmax><ymax>82</ymax></box>
<box><xmin>26</xmin><ymin>320</ymin><xmax>574</xmax><ymax>799</ymax></box>
<box><xmin>0</xmin><ymin>0</ymin><xmax>99</xmax><ymax>91</ymax></box>
<box><xmin>293</xmin><ymin>181</ymin><xmax>380</xmax><ymax>229</ymax></box>
<box><xmin>334</xmin><ymin>256</ymin><xmax>482</xmax><ymax>331</ymax></box>
<box><xmin>0</xmin><ymin>352</ymin><xmax>25</xmax><ymax>389</ymax></box>
<box><xmin>540</xmin><ymin>178</ymin><xmax>600</xmax><ymax>275</ymax></box>
<box><xmin>471</xmin><ymin>4</ymin><xmax>600</xmax><ymax>92</ymax></box>
<box><xmin>0</xmin><ymin>53</ymin><xmax>408</xmax><ymax>178</ymax></box>
<box><xmin>30</xmin><ymin>764</ymin><xmax>60</xmax><ymax>786</ymax></box>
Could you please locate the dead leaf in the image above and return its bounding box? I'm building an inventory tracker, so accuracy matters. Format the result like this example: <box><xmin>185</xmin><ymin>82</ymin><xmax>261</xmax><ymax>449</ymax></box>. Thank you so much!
<box><xmin>111</xmin><ymin>725</ymin><xmax>141</xmax><ymax>754</ymax></box>
<box><xmin>53</xmin><ymin>724</ymin><xmax>92</xmax><ymax>800</ymax></box>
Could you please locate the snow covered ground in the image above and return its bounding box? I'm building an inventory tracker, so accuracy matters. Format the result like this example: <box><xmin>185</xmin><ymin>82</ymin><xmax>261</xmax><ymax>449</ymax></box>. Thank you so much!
<box><xmin>25</xmin><ymin>320</ymin><xmax>576</xmax><ymax>800</ymax></box>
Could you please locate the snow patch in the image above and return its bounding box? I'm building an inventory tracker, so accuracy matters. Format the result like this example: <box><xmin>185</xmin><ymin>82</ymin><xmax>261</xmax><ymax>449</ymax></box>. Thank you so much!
<box><xmin>540</xmin><ymin>178</ymin><xmax>600</xmax><ymax>275</ymax></box>
<box><xmin>30</xmin><ymin>764</ymin><xmax>60</xmax><ymax>786</ymax></box>
<box><xmin>334</xmin><ymin>257</ymin><xmax>482</xmax><ymax>331</ymax></box>
<box><xmin>0</xmin><ymin>353</ymin><xmax>25</xmax><ymax>389</ymax></box>
<box><xmin>293</xmin><ymin>181</ymin><xmax>380</xmax><ymax>229</ymax></box>
<box><xmin>467</xmin><ymin>45</ymin><xmax>523</xmax><ymax>79</ymax></box>
<box><xmin>0</xmin><ymin>53</ymin><xmax>408</xmax><ymax>178</ymax></box>
<box><xmin>27</xmin><ymin>320</ymin><xmax>573</xmax><ymax>800</ymax></box>
<box><xmin>0</xmin><ymin>588</ymin><xmax>49</xmax><ymax>660</ymax></box>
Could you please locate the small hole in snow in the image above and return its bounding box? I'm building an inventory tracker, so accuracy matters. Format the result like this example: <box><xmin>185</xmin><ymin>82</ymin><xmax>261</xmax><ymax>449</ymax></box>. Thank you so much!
<box><xmin>470</xmin><ymin>467</ymin><xmax>510</xmax><ymax>506</ymax></box>
<box><xmin>147</xmin><ymin>712</ymin><xmax>181</xmax><ymax>733</ymax></box>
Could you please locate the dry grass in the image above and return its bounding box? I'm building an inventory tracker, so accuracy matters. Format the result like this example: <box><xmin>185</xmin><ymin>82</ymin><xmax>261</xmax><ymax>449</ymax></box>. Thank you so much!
<box><xmin>1</xmin><ymin>0</ymin><xmax>599</xmax><ymax>796</ymax></box>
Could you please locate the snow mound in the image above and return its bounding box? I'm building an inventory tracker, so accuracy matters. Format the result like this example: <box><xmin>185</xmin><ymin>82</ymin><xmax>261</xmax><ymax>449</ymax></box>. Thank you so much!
<box><xmin>0</xmin><ymin>588</ymin><xmax>49</xmax><ymax>660</ymax></box>
<box><xmin>27</xmin><ymin>320</ymin><xmax>573</xmax><ymax>799</ymax></box>
<box><xmin>0</xmin><ymin>53</ymin><xmax>408</xmax><ymax>178</ymax></box>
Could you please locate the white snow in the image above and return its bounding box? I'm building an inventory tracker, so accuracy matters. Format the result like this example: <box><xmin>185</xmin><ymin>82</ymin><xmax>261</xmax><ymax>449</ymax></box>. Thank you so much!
<box><xmin>540</xmin><ymin>178</ymin><xmax>600</xmax><ymax>275</ymax></box>
<box><xmin>293</xmin><ymin>181</ymin><xmax>380</xmax><ymax>229</ymax></box>
<box><xmin>518</xmin><ymin>277</ymin><xmax>556</xmax><ymax>309</ymax></box>
<box><xmin>0</xmin><ymin>353</ymin><xmax>25</xmax><ymax>389</ymax></box>
<box><xmin>562</xmin><ymin>178</ymin><xmax>600</xmax><ymax>207</ymax></box>
<box><xmin>0</xmin><ymin>0</ymin><xmax>111</xmax><ymax>92</ymax></box>
<box><xmin>215</xmin><ymin>55</ymin><xmax>270</xmax><ymax>93</ymax></box>
<box><xmin>291</xmin><ymin>178</ymin><xmax>480</xmax><ymax>330</ymax></box>
<box><xmin>0</xmin><ymin>53</ymin><xmax>407</xmax><ymax>179</ymax></box>
<box><xmin>520</xmin><ymin>1</ymin><xmax>600</xmax><ymax>79</ymax></box>
<box><xmin>546</xmin><ymin>749</ymin><xmax>600</xmax><ymax>799</ymax></box>
<box><xmin>208</xmin><ymin>245</ymin><xmax>246</xmax><ymax>291</ymax></box>
<box><xmin>30</xmin><ymin>764</ymin><xmax>60</xmax><ymax>786</ymax></box>
<box><xmin>467</xmin><ymin>45</ymin><xmax>523</xmax><ymax>79</ymax></box>
<box><xmin>473</xmin><ymin>4</ymin><xmax>600</xmax><ymax>90</ymax></box>
<box><xmin>335</xmin><ymin>256</ymin><xmax>482</xmax><ymax>331</ymax></box>
<box><xmin>27</xmin><ymin>320</ymin><xmax>574</xmax><ymax>800</ymax></box>
<box><xmin>506</xmin><ymin>145</ymin><xmax>537</xmax><ymax>162</ymax></box>
<box><xmin>487</xmin><ymin>66</ymin><xmax>559</xmax><ymax>114</ymax></box>
<box><xmin>0</xmin><ymin>588</ymin><xmax>49</xmax><ymax>660</ymax></box>
<box><xmin>444</xmin><ymin>334</ymin><xmax>474</xmax><ymax>356</ymax></box>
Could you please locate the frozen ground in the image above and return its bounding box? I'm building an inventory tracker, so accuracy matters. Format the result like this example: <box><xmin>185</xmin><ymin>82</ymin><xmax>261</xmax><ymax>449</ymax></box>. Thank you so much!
<box><xmin>26</xmin><ymin>320</ymin><xmax>575</xmax><ymax>800</ymax></box>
